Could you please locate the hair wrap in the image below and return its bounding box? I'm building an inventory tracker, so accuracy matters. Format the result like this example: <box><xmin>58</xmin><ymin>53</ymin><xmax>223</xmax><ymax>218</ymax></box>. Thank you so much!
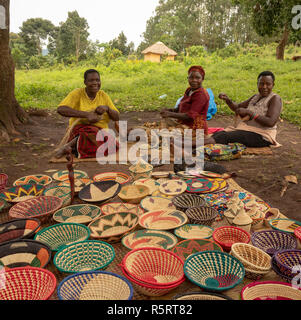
<box><xmin>188</xmin><ymin>66</ymin><xmax>205</xmax><ymax>79</ymax></box>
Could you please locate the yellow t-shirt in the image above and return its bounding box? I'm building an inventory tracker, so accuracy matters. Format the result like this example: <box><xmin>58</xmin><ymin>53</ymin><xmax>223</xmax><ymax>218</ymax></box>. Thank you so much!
<box><xmin>58</xmin><ymin>88</ymin><xmax>119</xmax><ymax>129</ymax></box>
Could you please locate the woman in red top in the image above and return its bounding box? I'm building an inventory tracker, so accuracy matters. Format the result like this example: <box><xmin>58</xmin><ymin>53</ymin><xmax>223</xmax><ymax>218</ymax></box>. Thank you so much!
<box><xmin>160</xmin><ymin>65</ymin><xmax>210</xmax><ymax>135</ymax></box>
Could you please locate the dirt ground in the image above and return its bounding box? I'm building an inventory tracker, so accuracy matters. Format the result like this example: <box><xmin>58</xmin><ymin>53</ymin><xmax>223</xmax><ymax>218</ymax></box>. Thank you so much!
<box><xmin>0</xmin><ymin>110</ymin><xmax>301</xmax><ymax>301</ymax></box>
<box><xmin>1</xmin><ymin>110</ymin><xmax>300</xmax><ymax>221</ymax></box>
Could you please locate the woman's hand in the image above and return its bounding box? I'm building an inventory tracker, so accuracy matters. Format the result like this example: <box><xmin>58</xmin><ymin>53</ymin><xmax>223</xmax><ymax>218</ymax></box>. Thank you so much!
<box><xmin>95</xmin><ymin>105</ymin><xmax>109</xmax><ymax>115</ymax></box>
<box><xmin>218</xmin><ymin>93</ymin><xmax>229</xmax><ymax>101</ymax></box>
<box><xmin>160</xmin><ymin>110</ymin><xmax>171</xmax><ymax>118</ymax></box>
<box><xmin>236</xmin><ymin>108</ymin><xmax>252</xmax><ymax>118</ymax></box>
<box><xmin>86</xmin><ymin>111</ymin><xmax>101</xmax><ymax>123</ymax></box>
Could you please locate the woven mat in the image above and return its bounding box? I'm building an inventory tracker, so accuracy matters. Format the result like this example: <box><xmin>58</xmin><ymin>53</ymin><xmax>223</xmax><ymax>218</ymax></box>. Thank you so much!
<box><xmin>0</xmin><ymin>178</ymin><xmax>289</xmax><ymax>300</ymax></box>
<box><xmin>243</xmin><ymin>146</ymin><xmax>273</xmax><ymax>155</ymax></box>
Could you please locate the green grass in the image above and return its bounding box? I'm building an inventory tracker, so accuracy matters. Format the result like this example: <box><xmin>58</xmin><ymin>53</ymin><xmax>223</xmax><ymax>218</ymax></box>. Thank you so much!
<box><xmin>15</xmin><ymin>43</ymin><xmax>301</xmax><ymax>127</ymax></box>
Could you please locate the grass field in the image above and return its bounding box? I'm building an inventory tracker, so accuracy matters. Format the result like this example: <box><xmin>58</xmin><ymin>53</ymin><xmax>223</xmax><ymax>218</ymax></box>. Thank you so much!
<box><xmin>15</xmin><ymin>43</ymin><xmax>301</xmax><ymax>127</ymax></box>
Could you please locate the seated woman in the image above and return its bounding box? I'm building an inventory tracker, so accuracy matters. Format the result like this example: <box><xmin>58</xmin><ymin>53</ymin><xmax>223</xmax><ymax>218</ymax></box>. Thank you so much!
<box><xmin>205</xmin><ymin>71</ymin><xmax>283</xmax><ymax>148</ymax></box>
<box><xmin>55</xmin><ymin>69</ymin><xmax>119</xmax><ymax>159</ymax></box>
<box><xmin>160</xmin><ymin>65</ymin><xmax>210</xmax><ymax>136</ymax></box>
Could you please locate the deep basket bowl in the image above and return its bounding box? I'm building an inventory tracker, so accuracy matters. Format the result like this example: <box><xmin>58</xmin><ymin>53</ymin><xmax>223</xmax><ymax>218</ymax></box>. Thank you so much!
<box><xmin>185</xmin><ymin>206</ymin><xmax>218</xmax><ymax>226</ymax></box>
<box><xmin>172</xmin><ymin>194</ymin><xmax>207</xmax><ymax>211</ymax></box>
<box><xmin>274</xmin><ymin>249</ymin><xmax>301</xmax><ymax>278</ymax></box>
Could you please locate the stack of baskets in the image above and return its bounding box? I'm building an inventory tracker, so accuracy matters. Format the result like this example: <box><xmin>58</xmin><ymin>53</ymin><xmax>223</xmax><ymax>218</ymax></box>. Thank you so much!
<box><xmin>120</xmin><ymin>247</ymin><xmax>185</xmax><ymax>296</ymax></box>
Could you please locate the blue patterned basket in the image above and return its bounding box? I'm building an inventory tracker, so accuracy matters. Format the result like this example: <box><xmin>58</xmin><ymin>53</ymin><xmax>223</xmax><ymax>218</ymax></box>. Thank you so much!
<box><xmin>57</xmin><ymin>270</ymin><xmax>133</xmax><ymax>300</ymax></box>
<box><xmin>184</xmin><ymin>250</ymin><xmax>245</xmax><ymax>291</ymax></box>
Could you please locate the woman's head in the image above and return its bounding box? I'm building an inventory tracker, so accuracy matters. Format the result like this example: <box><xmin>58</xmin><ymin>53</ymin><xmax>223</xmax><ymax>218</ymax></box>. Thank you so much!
<box><xmin>257</xmin><ymin>71</ymin><xmax>275</xmax><ymax>97</ymax></box>
<box><xmin>84</xmin><ymin>69</ymin><xmax>101</xmax><ymax>94</ymax></box>
<box><xmin>188</xmin><ymin>66</ymin><xmax>205</xmax><ymax>90</ymax></box>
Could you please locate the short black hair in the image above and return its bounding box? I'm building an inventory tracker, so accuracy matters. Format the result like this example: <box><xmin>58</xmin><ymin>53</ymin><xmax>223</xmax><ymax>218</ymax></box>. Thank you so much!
<box><xmin>257</xmin><ymin>71</ymin><xmax>275</xmax><ymax>82</ymax></box>
<box><xmin>84</xmin><ymin>69</ymin><xmax>100</xmax><ymax>81</ymax></box>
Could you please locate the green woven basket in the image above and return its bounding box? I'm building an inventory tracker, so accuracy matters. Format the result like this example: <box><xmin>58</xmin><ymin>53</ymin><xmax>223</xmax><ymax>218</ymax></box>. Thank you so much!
<box><xmin>34</xmin><ymin>223</ymin><xmax>91</xmax><ymax>252</ymax></box>
<box><xmin>53</xmin><ymin>240</ymin><xmax>115</xmax><ymax>273</ymax></box>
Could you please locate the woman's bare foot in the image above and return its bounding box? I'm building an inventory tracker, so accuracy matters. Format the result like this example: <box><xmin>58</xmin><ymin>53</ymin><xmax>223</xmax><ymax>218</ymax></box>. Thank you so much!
<box><xmin>54</xmin><ymin>138</ymin><xmax>77</xmax><ymax>159</ymax></box>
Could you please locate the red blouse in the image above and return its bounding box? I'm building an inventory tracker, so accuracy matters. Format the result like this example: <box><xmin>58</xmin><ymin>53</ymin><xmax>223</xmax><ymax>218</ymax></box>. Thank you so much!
<box><xmin>178</xmin><ymin>87</ymin><xmax>209</xmax><ymax>134</ymax></box>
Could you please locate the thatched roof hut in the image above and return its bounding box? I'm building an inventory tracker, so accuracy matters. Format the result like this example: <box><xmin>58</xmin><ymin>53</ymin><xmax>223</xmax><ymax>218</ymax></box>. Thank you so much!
<box><xmin>141</xmin><ymin>41</ymin><xmax>177</xmax><ymax>62</ymax></box>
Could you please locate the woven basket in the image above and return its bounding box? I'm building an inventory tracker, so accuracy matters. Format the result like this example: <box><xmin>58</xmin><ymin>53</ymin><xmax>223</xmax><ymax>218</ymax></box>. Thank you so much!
<box><xmin>274</xmin><ymin>249</ymin><xmax>301</xmax><ymax>278</ymax></box>
<box><xmin>121</xmin><ymin>266</ymin><xmax>185</xmax><ymax>297</ymax></box>
<box><xmin>0</xmin><ymin>173</ymin><xmax>8</xmax><ymax>191</ymax></box>
<box><xmin>121</xmin><ymin>247</ymin><xmax>185</xmax><ymax>286</ymax></box>
<box><xmin>34</xmin><ymin>223</ymin><xmax>91</xmax><ymax>251</ymax></box>
<box><xmin>212</xmin><ymin>226</ymin><xmax>250</xmax><ymax>252</ymax></box>
<box><xmin>271</xmin><ymin>255</ymin><xmax>293</xmax><ymax>283</ymax></box>
<box><xmin>251</xmin><ymin>230</ymin><xmax>298</xmax><ymax>256</ymax></box>
<box><xmin>0</xmin><ymin>184</ymin><xmax>45</xmax><ymax>203</ymax></box>
<box><xmin>0</xmin><ymin>267</ymin><xmax>56</xmax><ymax>300</ymax></box>
<box><xmin>93</xmin><ymin>171</ymin><xmax>131</xmax><ymax>185</ymax></box>
<box><xmin>52</xmin><ymin>204</ymin><xmax>102</xmax><ymax>224</ymax></box>
<box><xmin>0</xmin><ymin>218</ymin><xmax>41</xmax><ymax>244</ymax></box>
<box><xmin>44</xmin><ymin>185</ymin><xmax>72</xmax><ymax>207</ymax></box>
<box><xmin>173</xmin><ymin>292</ymin><xmax>233</xmax><ymax>300</ymax></box>
<box><xmin>57</xmin><ymin>270</ymin><xmax>133</xmax><ymax>300</ymax></box>
<box><xmin>0</xmin><ymin>198</ymin><xmax>8</xmax><ymax>212</ymax></box>
<box><xmin>53</xmin><ymin>240</ymin><xmax>115</xmax><ymax>274</ymax></box>
<box><xmin>88</xmin><ymin>212</ymin><xmax>139</xmax><ymax>243</ymax></box>
<box><xmin>241</xmin><ymin>281</ymin><xmax>301</xmax><ymax>300</ymax></box>
<box><xmin>174</xmin><ymin>224</ymin><xmax>214</xmax><ymax>240</ymax></box>
<box><xmin>185</xmin><ymin>207</ymin><xmax>218</xmax><ymax>226</ymax></box>
<box><xmin>13</xmin><ymin>174</ymin><xmax>52</xmax><ymax>187</ymax></box>
<box><xmin>9</xmin><ymin>196</ymin><xmax>63</xmax><ymax>223</ymax></box>
<box><xmin>118</xmin><ymin>184</ymin><xmax>150</xmax><ymax>204</ymax></box>
<box><xmin>0</xmin><ymin>239</ymin><xmax>51</xmax><ymax>269</ymax></box>
<box><xmin>184</xmin><ymin>251</ymin><xmax>245</xmax><ymax>291</ymax></box>
<box><xmin>172</xmin><ymin>194</ymin><xmax>207</xmax><ymax>211</ymax></box>
<box><xmin>269</xmin><ymin>218</ymin><xmax>301</xmax><ymax>234</ymax></box>
<box><xmin>100</xmin><ymin>202</ymin><xmax>144</xmax><ymax>216</ymax></box>
<box><xmin>171</xmin><ymin>239</ymin><xmax>223</xmax><ymax>261</ymax></box>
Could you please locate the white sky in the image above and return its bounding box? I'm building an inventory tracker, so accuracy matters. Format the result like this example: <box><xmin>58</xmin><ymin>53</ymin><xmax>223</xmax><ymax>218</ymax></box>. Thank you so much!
<box><xmin>10</xmin><ymin>0</ymin><xmax>160</xmax><ymax>48</ymax></box>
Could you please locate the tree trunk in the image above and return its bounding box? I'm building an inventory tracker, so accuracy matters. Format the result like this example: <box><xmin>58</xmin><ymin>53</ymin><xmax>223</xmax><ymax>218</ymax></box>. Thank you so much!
<box><xmin>0</xmin><ymin>0</ymin><xmax>28</xmax><ymax>142</ymax></box>
<box><xmin>276</xmin><ymin>24</ymin><xmax>290</xmax><ymax>60</ymax></box>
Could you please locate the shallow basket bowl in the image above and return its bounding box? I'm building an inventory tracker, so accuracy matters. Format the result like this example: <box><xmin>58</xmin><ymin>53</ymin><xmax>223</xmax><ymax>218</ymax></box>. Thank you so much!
<box><xmin>52</xmin><ymin>204</ymin><xmax>102</xmax><ymax>224</ymax></box>
<box><xmin>88</xmin><ymin>212</ymin><xmax>139</xmax><ymax>243</ymax></box>
<box><xmin>93</xmin><ymin>171</ymin><xmax>131</xmax><ymax>185</ymax></box>
<box><xmin>118</xmin><ymin>184</ymin><xmax>150</xmax><ymax>204</ymax></box>
<box><xmin>251</xmin><ymin>230</ymin><xmax>298</xmax><ymax>256</ymax></box>
<box><xmin>8</xmin><ymin>196</ymin><xmax>63</xmax><ymax>223</ymax></box>
<box><xmin>13</xmin><ymin>174</ymin><xmax>52</xmax><ymax>187</ymax></box>
<box><xmin>44</xmin><ymin>185</ymin><xmax>71</xmax><ymax>207</ymax></box>
<box><xmin>0</xmin><ymin>239</ymin><xmax>51</xmax><ymax>269</ymax></box>
<box><xmin>121</xmin><ymin>247</ymin><xmax>185</xmax><ymax>286</ymax></box>
<box><xmin>172</xmin><ymin>194</ymin><xmax>207</xmax><ymax>211</ymax></box>
<box><xmin>34</xmin><ymin>223</ymin><xmax>91</xmax><ymax>252</ymax></box>
<box><xmin>274</xmin><ymin>249</ymin><xmax>301</xmax><ymax>278</ymax></box>
<box><xmin>173</xmin><ymin>292</ymin><xmax>233</xmax><ymax>300</ymax></box>
<box><xmin>121</xmin><ymin>266</ymin><xmax>185</xmax><ymax>297</ymax></box>
<box><xmin>0</xmin><ymin>267</ymin><xmax>57</xmax><ymax>300</ymax></box>
<box><xmin>241</xmin><ymin>281</ymin><xmax>301</xmax><ymax>300</ymax></box>
<box><xmin>212</xmin><ymin>226</ymin><xmax>251</xmax><ymax>252</ymax></box>
<box><xmin>0</xmin><ymin>218</ymin><xmax>41</xmax><ymax>244</ymax></box>
<box><xmin>53</xmin><ymin>240</ymin><xmax>115</xmax><ymax>274</ymax></box>
<box><xmin>184</xmin><ymin>250</ymin><xmax>245</xmax><ymax>292</ymax></box>
<box><xmin>185</xmin><ymin>207</ymin><xmax>218</xmax><ymax>226</ymax></box>
<box><xmin>268</xmin><ymin>218</ymin><xmax>301</xmax><ymax>234</ymax></box>
<box><xmin>100</xmin><ymin>202</ymin><xmax>144</xmax><ymax>216</ymax></box>
<box><xmin>57</xmin><ymin>270</ymin><xmax>133</xmax><ymax>300</ymax></box>
<box><xmin>0</xmin><ymin>184</ymin><xmax>45</xmax><ymax>203</ymax></box>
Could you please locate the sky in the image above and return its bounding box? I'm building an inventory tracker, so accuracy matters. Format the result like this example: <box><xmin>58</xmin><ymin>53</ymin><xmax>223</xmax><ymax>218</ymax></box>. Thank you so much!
<box><xmin>10</xmin><ymin>0</ymin><xmax>160</xmax><ymax>48</ymax></box>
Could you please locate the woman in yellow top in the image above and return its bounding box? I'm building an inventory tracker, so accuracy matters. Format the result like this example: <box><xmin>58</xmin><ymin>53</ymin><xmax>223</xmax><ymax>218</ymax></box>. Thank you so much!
<box><xmin>55</xmin><ymin>69</ymin><xmax>119</xmax><ymax>159</ymax></box>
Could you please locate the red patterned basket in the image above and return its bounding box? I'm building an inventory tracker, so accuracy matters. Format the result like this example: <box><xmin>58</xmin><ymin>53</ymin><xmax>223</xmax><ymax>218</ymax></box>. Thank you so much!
<box><xmin>294</xmin><ymin>227</ymin><xmax>301</xmax><ymax>242</ymax></box>
<box><xmin>9</xmin><ymin>196</ymin><xmax>63</xmax><ymax>223</ymax></box>
<box><xmin>121</xmin><ymin>247</ymin><xmax>185</xmax><ymax>286</ymax></box>
<box><xmin>0</xmin><ymin>267</ymin><xmax>57</xmax><ymax>300</ymax></box>
<box><xmin>0</xmin><ymin>173</ymin><xmax>8</xmax><ymax>191</ymax></box>
<box><xmin>213</xmin><ymin>226</ymin><xmax>251</xmax><ymax>252</ymax></box>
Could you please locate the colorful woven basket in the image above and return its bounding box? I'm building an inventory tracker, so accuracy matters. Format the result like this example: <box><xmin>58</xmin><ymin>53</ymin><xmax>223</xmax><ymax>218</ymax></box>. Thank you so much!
<box><xmin>184</xmin><ymin>251</ymin><xmax>245</xmax><ymax>291</ymax></box>
<box><xmin>0</xmin><ymin>173</ymin><xmax>8</xmax><ymax>191</ymax></box>
<box><xmin>88</xmin><ymin>212</ymin><xmax>139</xmax><ymax>243</ymax></box>
<box><xmin>0</xmin><ymin>267</ymin><xmax>57</xmax><ymax>300</ymax></box>
<box><xmin>0</xmin><ymin>218</ymin><xmax>41</xmax><ymax>244</ymax></box>
<box><xmin>13</xmin><ymin>174</ymin><xmax>52</xmax><ymax>187</ymax></box>
<box><xmin>121</xmin><ymin>247</ymin><xmax>185</xmax><ymax>286</ymax></box>
<box><xmin>172</xmin><ymin>194</ymin><xmax>207</xmax><ymax>211</ymax></box>
<box><xmin>251</xmin><ymin>230</ymin><xmax>298</xmax><ymax>256</ymax></box>
<box><xmin>269</xmin><ymin>218</ymin><xmax>301</xmax><ymax>234</ymax></box>
<box><xmin>9</xmin><ymin>196</ymin><xmax>63</xmax><ymax>223</ymax></box>
<box><xmin>118</xmin><ymin>184</ymin><xmax>150</xmax><ymax>204</ymax></box>
<box><xmin>0</xmin><ymin>239</ymin><xmax>51</xmax><ymax>269</ymax></box>
<box><xmin>52</xmin><ymin>169</ymin><xmax>88</xmax><ymax>181</ymax></box>
<box><xmin>93</xmin><ymin>171</ymin><xmax>131</xmax><ymax>185</ymax></box>
<box><xmin>0</xmin><ymin>184</ymin><xmax>45</xmax><ymax>203</ymax></box>
<box><xmin>44</xmin><ymin>185</ymin><xmax>72</xmax><ymax>207</ymax></box>
<box><xmin>171</xmin><ymin>239</ymin><xmax>223</xmax><ymax>261</ymax></box>
<box><xmin>294</xmin><ymin>227</ymin><xmax>301</xmax><ymax>242</ymax></box>
<box><xmin>52</xmin><ymin>204</ymin><xmax>102</xmax><ymax>224</ymax></box>
<box><xmin>185</xmin><ymin>207</ymin><xmax>218</xmax><ymax>226</ymax></box>
<box><xmin>121</xmin><ymin>229</ymin><xmax>178</xmax><ymax>250</ymax></box>
<box><xmin>212</xmin><ymin>226</ymin><xmax>251</xmax><ymax>252</ymax></box>
<box><xmin>271</xmin><ymin>256</ymin><xmax>293</xmax><ymax>283</ymax></box>
<box><xmin>57</xmin><ymin>270</ymin><xmax>133</xmax><ymax>300</ymax></box>
<box><xmin>57</xmin><ymin>178</ymin><xmax>92</xmax><ymax>193</ymax></box>
<box><xmin>274</xmin><ymin>249</ymin><xmax>301</xmax><ymax>278</ymax></box>
<box><xmin>173</xmin><ymin>292</ymin><xmax>233</xmax><ymax>300</ymax></box>
<box><xmin>34</xmin><ymin>223</ymin><xmax>91</xmax><ymax>251</ymax></box>
<box><xmin>140</xmin><ymin>196</ymin><xmax>176</xmax><ymax>212</ymax></box>
<box><xmin>0</xmin><ymin>198</ymin><xmax>8</xmax><ymax>212</ymax></box>
<box><xmin>174</xmin><ymin>224</ymin><xmax>214</xmax><ymax>240</ymax></box>
<box><xmin>241</xmin><ymin>281</ymin><xmax>301</xmax><ymax>300</ymax></box>
<box><xmin>100</xmin><ymin>202</ymin><xmax>144</xmax><ymax>216</ymax></box>
<box><xmin>53</xmin><ymin>240</ymin><xmax>115</xmax><ymax>273</ymax></box>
